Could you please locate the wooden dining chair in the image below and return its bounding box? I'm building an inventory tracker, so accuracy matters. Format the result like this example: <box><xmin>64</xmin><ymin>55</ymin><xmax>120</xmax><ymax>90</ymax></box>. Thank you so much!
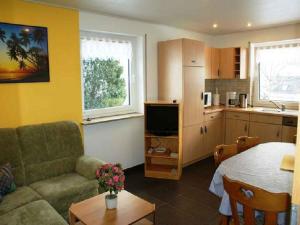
<box><xmin>214</xmin><ymin>144</ymin><xmax>238</xmax><ymax>167</ymax></box>
<box><xmin>236</xmin><ymin>136</ymin><xmax>260</xmax><ymax>153</ymax></box>
<box><xmin>223</xmin><ymin>176</ymin><xmax>291</xmax><ymax>225</ymax></box>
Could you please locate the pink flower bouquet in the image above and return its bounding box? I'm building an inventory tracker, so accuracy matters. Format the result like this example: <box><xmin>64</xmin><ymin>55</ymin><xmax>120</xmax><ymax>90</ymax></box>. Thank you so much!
<box><xmin>96</xmin><ymin>163</ymin><xmax>125</xmax><ymax>197</ymax></box>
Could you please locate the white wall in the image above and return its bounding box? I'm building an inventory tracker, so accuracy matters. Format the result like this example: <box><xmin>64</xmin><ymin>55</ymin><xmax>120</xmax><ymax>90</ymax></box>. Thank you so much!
<box><xmin>83</xmin><ymin>117</ymin><xmax>144</xmax><ymax>169</ymax></box>
<box><xmin>80</xmin><ymin>11</ymin><xmax>211</xmax><ymax>169</ymax></box>
<box><xmin>212</xmin><ymin>23</ymin><xmax>300</xmax><ymax>47</ymax></box>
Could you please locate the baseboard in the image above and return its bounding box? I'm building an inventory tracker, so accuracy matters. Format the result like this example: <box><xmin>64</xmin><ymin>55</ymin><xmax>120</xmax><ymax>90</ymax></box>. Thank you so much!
<box><xmin>182</xmin><ymin>153</ymin><xmax>213</xmax><ymax>167</ymax></box>
<box><xmin>124</xmin><ymin>163</ymin><xmax>144</xmax><ymax>174</ymax></box>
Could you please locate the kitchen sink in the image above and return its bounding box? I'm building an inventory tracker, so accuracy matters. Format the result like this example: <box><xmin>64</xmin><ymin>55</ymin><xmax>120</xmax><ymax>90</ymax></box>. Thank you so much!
<box><xmin>253</xmin><ymin>107</ymin><xmax>282</xmax><ymax>113</ymax></box>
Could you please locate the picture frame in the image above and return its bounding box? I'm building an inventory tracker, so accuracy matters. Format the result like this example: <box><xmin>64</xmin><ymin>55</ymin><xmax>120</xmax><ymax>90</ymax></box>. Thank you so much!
<box><xmin>0</xmin><ymin>22</ymin><xmax>49</xmax><ymax>83</ymax></box>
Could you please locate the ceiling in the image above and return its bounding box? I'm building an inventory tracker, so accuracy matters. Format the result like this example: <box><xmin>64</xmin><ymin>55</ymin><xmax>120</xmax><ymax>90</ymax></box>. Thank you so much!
<box><xmin>31</xmin><ymin>0</ymin><xmax>300</xmax><ymax>35</ymax></box>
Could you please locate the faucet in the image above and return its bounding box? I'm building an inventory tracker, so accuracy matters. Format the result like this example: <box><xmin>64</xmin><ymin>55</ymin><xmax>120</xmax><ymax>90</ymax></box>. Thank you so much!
<box><xmin>269</xmin><ymin>100</ymin><xmax>286</xmax><ymax>111</ymax></box>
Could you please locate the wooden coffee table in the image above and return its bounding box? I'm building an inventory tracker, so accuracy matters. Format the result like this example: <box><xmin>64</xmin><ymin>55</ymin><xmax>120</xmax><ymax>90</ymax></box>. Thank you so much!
<box><xmin>69</xmin><ymin>190</ymin><xmax>156</xmax><ymax>225</ymax></box>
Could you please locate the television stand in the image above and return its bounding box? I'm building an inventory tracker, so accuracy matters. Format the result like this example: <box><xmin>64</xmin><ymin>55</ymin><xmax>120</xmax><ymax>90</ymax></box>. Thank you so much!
<box><xmin>144</xmin><ymin>101</ymin><xmax>182</xmax><ymax>180</ymax></box>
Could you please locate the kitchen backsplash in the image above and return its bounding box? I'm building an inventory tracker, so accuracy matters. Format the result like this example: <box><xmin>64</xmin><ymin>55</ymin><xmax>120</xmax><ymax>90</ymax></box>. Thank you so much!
<box><xmin>205</xmin><ymin>79</ymin><xmax>250</xmax><ymax>105</ymax></box>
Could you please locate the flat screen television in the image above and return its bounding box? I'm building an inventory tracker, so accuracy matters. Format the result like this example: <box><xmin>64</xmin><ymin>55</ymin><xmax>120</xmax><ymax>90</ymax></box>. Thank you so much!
<box><xmin>146</xmin><ymin>104</ymin><xmax>178</xmax><ymax>136</ymax></box>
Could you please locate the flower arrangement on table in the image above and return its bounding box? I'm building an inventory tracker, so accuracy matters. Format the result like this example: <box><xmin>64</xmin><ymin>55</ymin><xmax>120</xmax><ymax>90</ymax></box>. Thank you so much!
<box><xmin>96</xmin><ymin>163</ymin><xmax>125</xmax><ymax>209</ymax></box>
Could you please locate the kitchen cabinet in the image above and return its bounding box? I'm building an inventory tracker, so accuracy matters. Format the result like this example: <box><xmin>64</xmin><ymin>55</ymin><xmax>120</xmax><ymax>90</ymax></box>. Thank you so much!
<box><xmin>206</xmin><ymin>47</ymin><xmax>247</xmax><ymax>80</ymax></box>
<box><xmin>211</xmin><ymin>48</ymin><xmax>220</xmax><ymax>79</ymax></box>
<box><xmin>282</xmin><ymin>126</ymin><xmax>297</xmax><ymax>143</ymax></box>
<box><xmin>249</xmin><ymin>122</ymin><xmax>282</xmax><ymax>143</ymax></box>
<box><xmin>183</xmin><ymin>124</ymin><xmax>205</xmax><ymax>165</ymax></box>
<box><xmin>204</xmin><ymin>46</ymin><xmax>212</xmax><ymax>79</ymax></box>
<box><xmin>219</xmin><ymin>48</ymin><xmax>235</xmax><ymax>79</ymax></box>
<box><xmin>183</xmin><ymin>39</ymin><xmax>204</xmax><ymax>67</ymax></box>
<box><xmin>158</xmin><ymin>38</ymin><xmax>206</xmax><ymax>166</ymax></box>
<box><xmin>223</xmin><ymin>111</ymin><xmax>297</xmax><ymax>144</ymax></box>
<box><xmin>249</xmin><ymin>114</ymin><xmax>282</xmax><ymax>143</ymax></box>
<box><xmin>183</xmin><ymin>67</ymin><xmax>204</xmax><ymax>126</ymax></box>
<box><xmin>204</xmin><ymin>118</ymin><xmax>223</xmax><ymax>154</ymax></box>
<box><xmin>225</xmin><ymin>118</ymin><xmax>249</xmax><ymax>144</ymax></box>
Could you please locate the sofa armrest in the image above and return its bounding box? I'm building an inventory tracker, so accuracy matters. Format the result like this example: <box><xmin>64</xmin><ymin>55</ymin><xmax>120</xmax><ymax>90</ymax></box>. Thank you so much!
<box><xmin>75</xmin><ymin>155</ymin><xmax>105</xmax><ymax>180</ymax></box>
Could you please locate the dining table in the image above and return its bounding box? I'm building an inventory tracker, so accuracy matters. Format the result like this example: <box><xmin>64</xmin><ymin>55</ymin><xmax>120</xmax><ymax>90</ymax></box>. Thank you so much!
<box><xmin>209</xmin><ymin>142</ymin><xmax>296</xmax><ymax>225</ymax></box>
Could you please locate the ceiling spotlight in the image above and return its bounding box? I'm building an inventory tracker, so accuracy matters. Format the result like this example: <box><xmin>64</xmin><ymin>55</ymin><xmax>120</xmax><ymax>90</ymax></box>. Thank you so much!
<box><xmin>213</xmin><ymin>23</ymin><xmax>218</xmax><ymax>28</ymax></box>
<box><xmin>247</xmin><ymin>22</ymin><xmax>252</xmax><ymax>27</ymax></box>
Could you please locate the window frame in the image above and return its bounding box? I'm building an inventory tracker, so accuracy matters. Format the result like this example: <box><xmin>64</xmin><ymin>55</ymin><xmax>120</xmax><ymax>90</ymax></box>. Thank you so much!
<box><xmin>80</xmin><ymin>31</ymin><xmax>139</xmax><ymax>119</ymax></box>
<box><xmin>250</xmin><ymin>39</ymin><xmax>300</xmax><ymax>110</ymax></box>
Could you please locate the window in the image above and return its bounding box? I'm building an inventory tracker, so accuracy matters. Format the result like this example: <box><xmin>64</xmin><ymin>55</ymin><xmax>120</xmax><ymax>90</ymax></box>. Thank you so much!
<box><xmin>80</xmin><ymin>32</ymin><xmax>141</xmax><ymax>119</ymax></box>
<box><xmin>251</xmin><ymin>39</ymin><xmax>300</xmax><ymax>107</ymax></box>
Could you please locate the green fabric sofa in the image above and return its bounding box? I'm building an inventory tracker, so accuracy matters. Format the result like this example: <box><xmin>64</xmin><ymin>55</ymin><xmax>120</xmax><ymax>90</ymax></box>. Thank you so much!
<box><xmin>0</xmin><ymin>121</ymin><xmax>105</xmax><ymax>225</ymax></box>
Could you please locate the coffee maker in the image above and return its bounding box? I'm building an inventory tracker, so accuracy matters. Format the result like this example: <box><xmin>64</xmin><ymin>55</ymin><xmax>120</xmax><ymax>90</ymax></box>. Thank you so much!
<box><xmin>226</xmin><ymin>92</ymin><xmax>237</xmax><ymax>107</ymax></box>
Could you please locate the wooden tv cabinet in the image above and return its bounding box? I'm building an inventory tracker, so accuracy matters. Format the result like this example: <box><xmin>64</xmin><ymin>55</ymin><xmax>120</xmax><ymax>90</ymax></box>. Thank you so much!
<box><xmin>144</xmin><ymin>101</ymin><xmax>182</xmax><ymax>180</ymax></box>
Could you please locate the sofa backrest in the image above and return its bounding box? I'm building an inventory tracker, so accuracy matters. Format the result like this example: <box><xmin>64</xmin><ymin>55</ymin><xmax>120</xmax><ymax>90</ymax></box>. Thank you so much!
<box><xmin>0</xmin><ymin>128</ymin><xmax>25</xmax><ymax>186</ymax></box>
<box><xmin>17</xmin><ymin>121</ymin><xmax>84</xmax><ymax>185</ymax></box>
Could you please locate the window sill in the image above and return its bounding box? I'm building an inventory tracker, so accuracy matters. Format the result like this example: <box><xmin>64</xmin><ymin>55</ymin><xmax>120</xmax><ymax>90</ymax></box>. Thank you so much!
<box><xmin>82</xmin><ymin>113</ymin><xmax>144</xmax><ymax>125</ymax></box>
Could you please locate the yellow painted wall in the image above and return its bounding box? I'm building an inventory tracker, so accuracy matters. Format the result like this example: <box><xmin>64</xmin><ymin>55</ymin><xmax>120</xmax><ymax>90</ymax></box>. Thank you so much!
<box><xmin>0</xmin><ymin>0</ymin><xmax>82</xmax><ymax>128</ymax></box>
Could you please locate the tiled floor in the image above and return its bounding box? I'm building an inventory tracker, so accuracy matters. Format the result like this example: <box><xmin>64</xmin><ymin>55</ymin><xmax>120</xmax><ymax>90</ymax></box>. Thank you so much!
<box><xmin>125</xmin><ymin>157</ymin><xmax>221</xmax><ymax>225</ymax></box>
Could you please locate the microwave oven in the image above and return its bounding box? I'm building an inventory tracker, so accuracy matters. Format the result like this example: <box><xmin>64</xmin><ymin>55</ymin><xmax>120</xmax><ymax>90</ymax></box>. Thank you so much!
<box><xmin>204</xmin><ymin>92</ymin><xmax>212</xmax><ymax>108</ymax></box>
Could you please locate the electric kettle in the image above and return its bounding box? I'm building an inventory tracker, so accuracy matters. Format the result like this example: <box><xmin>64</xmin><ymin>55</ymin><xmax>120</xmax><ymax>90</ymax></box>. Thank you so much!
<box><xmin>239</xmin><ymin>94</ymin><xmax>247</xmax><ymax>108</ymax></box>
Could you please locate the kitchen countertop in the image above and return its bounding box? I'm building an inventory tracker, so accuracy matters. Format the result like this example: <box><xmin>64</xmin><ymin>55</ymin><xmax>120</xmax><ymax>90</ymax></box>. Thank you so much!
<box><xmin>204</xmin><ymin>105</ymin><xmax>299</xmax><ymax>117</ymax></box>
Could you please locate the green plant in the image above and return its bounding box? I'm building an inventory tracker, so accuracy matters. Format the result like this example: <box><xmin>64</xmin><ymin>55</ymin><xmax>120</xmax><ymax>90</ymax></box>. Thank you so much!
<box><xmin>82</xmin><ymin>58</ymin><xmax>127</xmax><ymax>110</ymax></box>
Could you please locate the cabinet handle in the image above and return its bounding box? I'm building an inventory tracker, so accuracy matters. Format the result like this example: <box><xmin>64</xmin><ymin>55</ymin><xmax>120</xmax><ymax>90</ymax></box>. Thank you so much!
<box><xmin>277</xmin><ymin>130</ymin><xmax>280</xmax><ymax>137</ymax></box>
<box><xmin>218</xmin><ymin>69</ymin><xmax>220</xmax><ymax>77</ymax></box>
<box><xmin>191</xmin><ymin>60</ymin><xmax>196</xmax><ymax>63</ymax></box>
<box><xmin>201</xmin><ymin>92</ymin><xmax>203</xmax><ymax>100</ymax></box>
<box><xmin>200</xmin><ymin>127</ymin><xmax>203</xmax><ymax>134</ymax></box>
<box><xmin>234</xmin><ymin>115</ymin><xmax>240</xmax><ymax>118</ymax></box>
<box><xmin>204</xmin><ymin>126</ymin><xmax>207</xmax><ymax>133</ymax></box>
<box><xmin>244</xmin><ymin>124</ymin><xmax>247</xmax><ymax>132</ymax></box>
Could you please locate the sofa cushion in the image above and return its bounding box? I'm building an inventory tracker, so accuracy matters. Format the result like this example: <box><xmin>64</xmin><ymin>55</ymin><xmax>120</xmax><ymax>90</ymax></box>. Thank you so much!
<box><xmin>0</xmin><ymin>200</ymin><xmax>68</xmax><ymax>225</ymax></box>
<box><xmin>17</xmin><ymin>121</ymin><xmax>84</xmax><ymax>184</ymax></box>
<box><xmin>0</xmin><ymin>186</ymin><xmax>41</xmax><ymax>216</ymax></box>
<box><xmin>0</xmin><ymin>128</ymin><xmax>25</xmax><ymax>186</ymax></box>
<box><xmin>30</xmin><ymin>173</ymin><xmax>98</xmax><ymax>219</ymax></box>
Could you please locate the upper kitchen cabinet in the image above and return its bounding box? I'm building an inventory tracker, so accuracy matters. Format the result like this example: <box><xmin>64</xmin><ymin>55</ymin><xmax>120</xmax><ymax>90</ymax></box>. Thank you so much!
<box><xmin>219</xmin><ymin>48</ymin><xmax>235</xmax><ymax>79</ymax></box>
<box><xmin>211</xmin><ymin>47</ymin><xmax>220</xmax><ymax>79</ymax></box>
<box><xmin>205</xmin><ymin>47</ymin><xmax>247</xmax><ymax>79</ymax></box>
<box><xmin>158</xmin><ymin>38</ymin><xmax>205</xmax><ymax>101</ymax></box>
<box><xmin>204</xmin><ymin>47</ymin><xmax>219</xmax><ymax>79</ymax></box>
<box><xmin>182</xmin><ymin>39</ymin><xmax>205</xmax><ymax>67</ymax></box>
<box><xmin>204</xmin><ymin>46</ymin><xmax>213</xmax><ymax>79</ymax></box>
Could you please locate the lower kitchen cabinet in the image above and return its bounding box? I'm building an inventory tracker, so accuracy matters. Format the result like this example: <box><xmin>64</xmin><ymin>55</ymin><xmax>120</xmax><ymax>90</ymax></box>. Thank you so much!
<box><xmin>225</xmin><ymin>118</ymin><xmax>249</xmax><ymax>144</ymax></box>
<box><xmin>204</xmin><ymin>118</ymin><xmax>223</xmax><ymax>154</ymax></box>
<box><xmin>183</xmin><ymin>124</ymin><xmax>205</xmax><ymax>165</ymax></box>
<box><xmin>249</xmin><ymin>122</ymin><xmax>282</xmax><ymax>143</ymax></box>
<box><xmin>282</xmin><ymin>125</ymin><xmax>297</xmax><ymax>143</ymax></box>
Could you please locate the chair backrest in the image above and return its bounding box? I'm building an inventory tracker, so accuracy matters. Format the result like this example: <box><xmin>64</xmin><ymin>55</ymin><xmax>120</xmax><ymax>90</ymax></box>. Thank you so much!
<box><xmin>214</xmin><ymin>144</ymin><xmax>238</xmax><ymax>167</ymax></box>
<box><xmin>237</xmin><ymin>136</ymin><xmax>260</xmax><ymax>153</ymax></box>
<box><xmin>223</xmin><ymin>176</ymin><xmax>290</xmax><ymax>225</ymax></box>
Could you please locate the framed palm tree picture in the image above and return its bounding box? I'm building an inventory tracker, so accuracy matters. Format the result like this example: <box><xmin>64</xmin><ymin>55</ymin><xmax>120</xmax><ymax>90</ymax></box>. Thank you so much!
<box><xmin>0</xmin><ymin>22</ymin><xmax>49</xmax><ymax>83</ymax></box>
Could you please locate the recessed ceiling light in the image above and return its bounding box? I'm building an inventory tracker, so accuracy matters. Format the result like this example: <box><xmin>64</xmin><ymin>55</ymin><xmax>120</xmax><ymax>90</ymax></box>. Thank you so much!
<box><xmin>247</xmin><ymin>22</ymin><xmax>252</xmax><ymax>27</ymax></box>
<box><xmin>213</xmin><ymin>23</ymin><xmax>218</xmax><ymax>28</ymax></box>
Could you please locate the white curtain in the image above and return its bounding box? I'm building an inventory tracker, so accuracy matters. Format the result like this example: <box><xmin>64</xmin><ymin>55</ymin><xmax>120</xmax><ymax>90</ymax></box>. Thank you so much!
<box><xmin>80</xmin><ymin>36</ymin><xmax>132</xmax><ymax>62</ymax></box>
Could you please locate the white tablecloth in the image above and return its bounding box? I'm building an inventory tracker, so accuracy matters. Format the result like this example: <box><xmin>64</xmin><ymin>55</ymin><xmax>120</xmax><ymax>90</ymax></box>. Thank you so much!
<box><xmin>209</xmin><ymin>142</ymin><xmax>296</xmax><ymax>224</ymax></box>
